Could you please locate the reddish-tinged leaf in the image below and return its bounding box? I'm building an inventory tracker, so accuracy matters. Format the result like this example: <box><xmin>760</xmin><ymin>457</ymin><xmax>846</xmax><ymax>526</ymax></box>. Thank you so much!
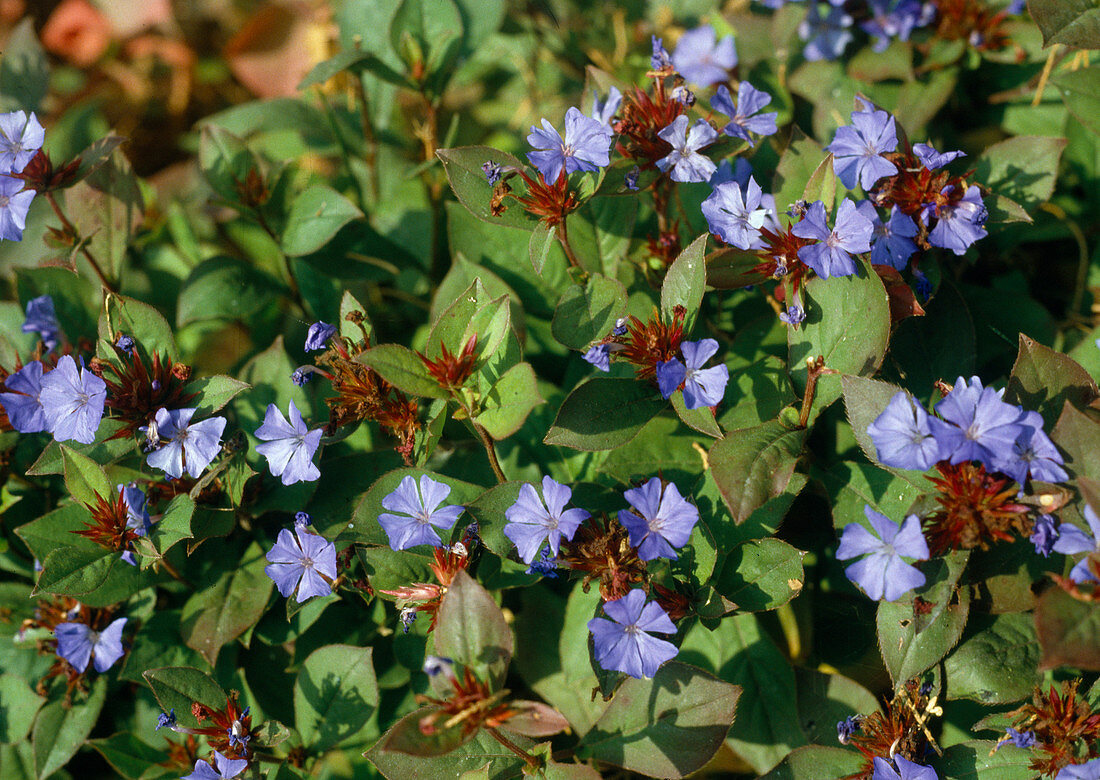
<box><xmin>498</xmin><ymin>701</ymin><xmax>570</xmax><ymax>738</ymax></box>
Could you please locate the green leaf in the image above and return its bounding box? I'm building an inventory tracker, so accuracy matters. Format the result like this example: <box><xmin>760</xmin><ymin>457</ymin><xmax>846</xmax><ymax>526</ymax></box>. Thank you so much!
<box><xmin>840</xmin><ymin>375</ymin><xmax>907</xmax><ymax>466</ymax></box>
<box><xmin>70</xmin><ymin>135</ymin><xmax>127</xmax><ymax>186</ymax></box>
<box><xmin>357</xmin><ymin>344</ymin><xmax>448</xmax><ymax>399</ymax></box>
<box><xmin>660</xmin><ymin>234</ymin><xmax>707</xmax><ymax>333</ymax></box>
<box><xmin>671</xmin><ymin>393</ymin><xmax>724</xmax><ymax>438</ymax></box>
<box><xmin>544</xmin><ymin>378</ymin><xmax>666</xmax><ymax>451</ymax></box>
<box><xmin>1034</xmin><ymin>586</ymin><xmax>1100</xmax><ymax>671</ymax></box>
<box><xmin>788</xmin><ymin>261</ymin><xmax>890</xmax><ymax>422</ymax></box>
<box><xmin>377</xmin><ymin>706</ymin><xmax>474</xmax><ymax>757</ymax></box>
<box><xmin>0</xmin><ymin>673</ymin><xmax>45</xmax><ymax>744</ymax></box>
<box><xmin>877</xmin><ymin>553</ymin><xmax>971</xmax><ymax>685</ymax></box>
<box><xmin>87</xmin><ymin>733</ymin><xmax>168</xmax><ymax>780</ymax></box>
<box><xmin>717</xmin><ymin>356</ymin><xmax>798</xmax><ymax>432</ymax></box>
<box><xmin>177</xmin><ymin>256</ymin><xmax>279</xmax><ymax>327</ymax></box>
<box><xmin>32</xmin><ymin>678</ymin><xmax>107</xmax><ymax>779</ymax></box>
<box><xmin>772</xmin><ymin>129</ymin><xmax>826</xmax><ymax>214</ymax></box>
<box><xmin>186</xmin><ymin>374</ymin><xmax>252</xmax><ymax>418</ymax></box>
<box><xmin>99</xmin><ymin>294</ymin><xmax>179</xmax><ymax>363</ymax></box>
<box><xmin>551</xmin><ymin>274</ymin><xmax>627</xmax><ymax>350</ymax></box>
<box><xmin>1053</xmin><ymin>66</ymin><xmax>1100</xmax><ymax>137</ymax></box>
<box><xmin>434</xmin><ymin>570</ymin><xmax>514</xmax><ymax>689</ymax></box>
<box><xmin>179</xmin><ymin>542</ymin><xmax>274</xmax><ymax>665</ymax></box>
<box><xmin>143</xmin><ymin>667</ymin><xmax>227</xmax><ymax>728</ymax></box>
<box><xmin>427</xmin><ymin>279</ymin><xmax>510</xmax><ymax>363</ymax></box>
<box><xmin>886</xmin><ymin>280</ymin><xmax>977</xmax><ymax>399</ymax></box>
<box><xmin>677</xmin><ymin>614</ymin><xmax>805</xmax><ymax>773</ymax></box>
<box><xmin>65</xmin><ymin>151</ymin><xmax>144</xmax><ymax>281</ymax></box>
<box><xmin>800</xmin><ymin>154</ymin><xmax>837</xmax><ymax>212</ymax></box>
<box><xmin>1005</xmin><ymin>334</ymin><xmax>1099</xmax><ymax>427</ymax></box>
<box><xmin>283</xmin><ymin>185</ymin><xmax>364</xmax><ymax>257</ymax></box>
<box><xmin>579</xmin><ymin>662</ymin><xmax>741</xmax><ymax>779</ymax></box>
<box><xmin>529</xmin><ymin>221</ymin><xmax>557</xmax><ymax>275</ymax></box>
<box><xmin>60</xmin><ymin>445</ymin><xmax>113</xmax><ymax>507</ymax></box>
<box><xmin>153</xmin><ymin>494</ymin><xmax>196</xmax><ymax>555</ymax></box>
<box><xmin>1028</xmin><ymin>0</ymin><xmax>1100</xmax><ymax>49</ymax></box>
<box><xmin>716</xmin><ymin>538</ymin><xmax>805</xmax><ymax>612</ymax></box>
<box><xmin>35</xmin><ymin>546</ymin><xmax>121</xmax><ymax>598</ymax></box>
<box><xmin>933</xmin><ymin>741</ymin><xmax>1035</xmax><ymax>780</ymax></box>
<box><xmin>437</xmin><ymin>147</ymin><xmax>537</xmax><ymax>230</ymax></box>
<box><xmin>370</xmin><ymin>716</ymin><xmax>529</xmax><ymax>773</ymax></box>
<box><xmin>975</xmin><ymin>135</ymin><xmax>1068</xmax><ymax>211</ymax></box>
<box><xmin>294</xmin><ymin>644</ymin><xmax>380</xmax><ymax>751</ymax></box>
<box><xmin>1052</xmin><ymin>402</ymin><xmax>1100</xmax><ymax>481</ymax></box>
<box><xmin>298</xmin><ymin>48</ymin><xmax>412</xmax><ymax>90</ymax></box>
<box><xmin>475</xmin><ymin>362</ymin><xmax>544</xmax><ymax>440</ymax></box>
<box><xmin>792</xmin><ymin>667</ymin><xmax>880</xmax><ymax>746</ymax></box>
<box><xmin>709</xmin><ymin>419</ymin><xmax>807</xmax><ymax>524</ymax></box>
<box><xmin>759</xmin><ymin>745</ymin><xmax>866</xmax><ymax>780</ymax></box>
<box><xmin>944</xmin><ymin>613</ymin><xmax>1040</xmax><ymax>704</ymax></box>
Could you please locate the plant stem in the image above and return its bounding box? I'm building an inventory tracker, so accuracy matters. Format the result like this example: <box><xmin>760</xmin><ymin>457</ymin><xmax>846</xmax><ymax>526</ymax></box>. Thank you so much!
<box><xmin>473</xmin><ymin>421</ymin><xmax>507</xmax><ymax>484</ymax></box>
<box><xmin>44</xmin><ymin>192</ymin><xmax>118</xmax><ymax>293</ymax></box>
<box><xmin>486</xmin><ymin>728</ymin><xmax>539</xmax><ymax>769</ymax></box>
<box><xmin>798</xmin><ymin>356</ymin><xmax>827</xmax><ymax>429</ymax></box>
<box><xmin>557</xmin><ymin>216</ymin><xmax>583</xmax><ymax>272</ymax></box>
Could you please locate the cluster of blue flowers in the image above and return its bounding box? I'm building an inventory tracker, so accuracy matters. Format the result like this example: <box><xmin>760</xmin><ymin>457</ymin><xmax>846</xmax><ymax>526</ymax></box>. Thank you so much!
<box><xmin>0</xmin><ymin>110</ymin><xmax>43</xmax><ymax>242</ymax></box>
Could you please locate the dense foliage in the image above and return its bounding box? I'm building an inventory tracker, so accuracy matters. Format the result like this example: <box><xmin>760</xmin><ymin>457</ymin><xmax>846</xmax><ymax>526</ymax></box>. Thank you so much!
<box><xmin>1</xmin><ymin>1</ymin><xmax>1099</xmax><ymax>778</ymax></box>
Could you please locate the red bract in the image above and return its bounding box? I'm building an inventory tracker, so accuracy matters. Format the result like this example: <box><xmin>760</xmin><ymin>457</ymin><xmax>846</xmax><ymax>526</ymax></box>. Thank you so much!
<box><xmin>74</xmin><ymin>489</ymin><xmax>140</xmax><ymax>553</ymax></box>
<box><xmin>417</xmin><ymin>666</ymin><xmax>517</xmax><ymax>737</ymax></box>
<box><xmin>90</xmin><ymin>339</ymin><xmax>195</xmax><ymax>439</ymax></box>
<box><xmin>1009</xmin><ymin>681</ymin><xmax>1100</xmax><ymax>776</ymax></box>
<box><xmin>930</xmin><ymin>0</ymin><xmax>1014</xmax><ymax>53</ymax></box>
<box><xmin>190</xmin><ymin>693</ymin><xmax>255</xmax><ymax>762</ymax></box>
<box><xmin>492</xmin><ymin>169</ymin><xmax>580</xmax><ymax>227</ymax></box>
<box><xmin>419</xmin><ymin>335</ymin><xmax>478</xmax><ymax>392</ymax></box>
<box><xmin>614</xmin><ymin>80</ymin><xmax>683</xmax><ymax>165</ymax></box>
<box><xmin>378</xmin><ymin>543</ymin><xmax>472</xmax><ymax>631</ymax></box>
<box><xmin>924</xmin><ymin>460</ymin><xmax>1031</xmax><ymax>555</ymax></box>
<box><xmin>844</xmin><ymin>680</ymin><xmax>937</xmax><ymax>780</ymax></box>
<box><xmin>616</xmin><ymin>305</ymin><xmax>686</xmax><ymax>382</ymax></box>
<box><xmin>558</xmin><ymin>515</ymin><xmax>648</xmax><ymax>602</ymax></box>
<box><xmin>752</xmin><ymin>222</ymin><xmax>815</xmax><ymax>295</ymax></box>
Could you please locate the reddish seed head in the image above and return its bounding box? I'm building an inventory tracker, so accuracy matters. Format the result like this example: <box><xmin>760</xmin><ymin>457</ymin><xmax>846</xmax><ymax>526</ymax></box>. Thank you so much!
<box><xmin>615</xmin><ymin>306</ymin><xmax>686</xmax><ymax>382</ymax></box>
<box><xmin>74</xmin><ymin>490</ymin><xmax>141</xmax><ymax>553</ymax></box>
<box><xmin>614</xmin><ymin>81</ymin><xmax>684</xmax><ymax>164</ymax></box>
<box><xmin>923</xmin><ymin>461</ymin><xmax>1031</xmax><ymax>555</ymax></box>
<box><xmin>419</xmin><ymin>335</ymin><xmax>478</xmax><ymax>392</ymax></box>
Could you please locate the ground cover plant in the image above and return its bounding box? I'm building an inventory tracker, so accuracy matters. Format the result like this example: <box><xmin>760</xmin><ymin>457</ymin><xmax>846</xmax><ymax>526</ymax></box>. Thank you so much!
<box><xmin>0</xmin><ymin>0</ymin><xmax>1099</xmax><ymax>778</ymax></box>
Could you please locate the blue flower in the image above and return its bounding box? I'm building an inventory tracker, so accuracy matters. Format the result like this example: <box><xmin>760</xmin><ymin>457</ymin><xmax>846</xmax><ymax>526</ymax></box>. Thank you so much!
<box><xmin>265</xmin><ymin>526</ymin><xmax>337</xmax><ymax>602</ymax></box>
<box><xmin>526</xmin><ymin>107</ymin><xmax>613</xmax><ymax>184</ymax></box>
<box><xmin>155</xmin><ymin>709</ymin><xmax>177</xmax><ymax>731</ymax></box>
<box><xmin>588</xmin><ymin>589</ymin><xmax>678</xmax><ymax>679</ymax></box>
<box><xmin>182</xmin><ymin>752</ymin><xmax>249</xmax><ymax>780</ymax></box>
<box><xmin>304</xmin><ymin>321</ymin><xmax>337</xmax><ymax>352</ymax></box>
<box><xmin>114</xmin><ymin>334</ymin><xmax>135</xmax><ymax>356</ymax></box>
<box><xmin>590</xmin><ymin>87</ymin><xmax>622</xmax><ymax>129</ymax></box>
<box><xmin>525</xmin><ymin>546</ymin><xmax>559</xmax><ymax>578</ymax></box>
<box><xmin>119</xmin><ymin>484</ymin><xmax>152</xmax><ymax>567</ymax></box>
<box><xmin>290</xmin><ymin>368</ymin><xmax>312</xmax><ymax>387</ymax></box>
<box><xmin>837</xmin><ymin>506</ymin><xmax>929</xmax><ymax>601</ymax></box>
<box><xmin>861</xmin><ymin>0</ymin><xmax>927</xmax><ymax>51</ymax></box>
<box><xmin>378</xmin><ymin>474</ymin><xmax>464</xmax><ymax>550</ymax></box>
<box><xmin>827</xmin><ymin>103</ymin><xmax>899</xmax><ymax>190</ymax></box>
<box><xmin>837</xmin><ymin>715</ymin><xmax>861</xmax><ymax>744</ymax></box>
<box><xmin>656</xmin><ymin>338</ymin><xmax>729</xmax><ymax>410</ymax></box>
<box><xmin>0</xmin><ymin>174</ymin><xmax>36</xmax><ymax>242</ymax></box>
<box><xmin>912</xmin><ymin>142</ymin><xmax>965</xmax><ymax>171</ymax></box>
<box><xmin>709</xmin><ymin>157</ymin><xmax>753</xmax><ymax>189</ymax></box>
<box><xmin>55</xmin><ymin>616</ymin><xmax>127</xmax><ymax>673</ymax></box>
<box><xmin>0</xmin><ymin>110</ymin><xmax>44</xmax><ymax>173</ymax></box>
<box><xmin>711</xmin><ymin>83</ymin><xmax>778</xmax><ymax>146</ymax></box>
<box><xmin>624</xmin><ymin>166</ymin><xmax>640</xmax><ymax>191</ymax></box>
<box><xmin>926</xmin><ymin>185</ymin><xmax>987</xmax><ymax>256</ymax></box>
<box><xmin>22</xmin><ymin>295</ymin><xmax>61</xmax><ymax>351</ymax></box>
<box><xmin>145</xmin><ymin>408</ymin><xmax>226</xmax><ymax>479</ymax></box>
<box><xmin>254</xmin><ymin>401</ymin><xmax>323</xmax><ymax>485</ymax></box>
<box><xmin>671</xmin><ymin>25</ymin><xmax>737</xmax><ymax>86</ymax></box>
<box><xmin>872</xmin><ymin>755</ymin><xmax>938</xmax><ymax>780</ymax></box>
<box><xmin>701</xmin><ymin>177</ymin><xmax>771</xmax><ymax>250</ymax></box>
<box><xmin>651</xmin><ymin>36</ymin><xmax>672</xmax><ymax>71</ymax></box>
<box><xmin>792</xmin><ymin>199</ymin><xmax>873</xmax><ymax>278</ymax></box>
<box><xmin>860</xmin><ymin>203</ymin><xmax>918</xmax><ymax>270</ymax></box>
<box><xmin>779</xmin><ymin>303</ymin><xmax>806</xmax><ymax>327</ymax></box>
<box><xmin>1055</xmin><ymin>757</ymin><xmax>1100</xmax><ymax>779</ymax></box>
<box><xmin>1031</xmin><ymin>514</ymin><xmax>1058</xmax><ymax>558</ymax></box>
<box><xmin>934</xmin><ymin>376</ymin><xmax>1025</xmax><ymax>467</ymax></box>
<box><xmin>504</xmin><ymin>476</ymin><xmax>590</xmax><ymax>564</ymax></box>
<box><xmin>994</xmin><ymin>410</ymin><xmax>1067</xmax><ymax>487</ymax></box>
<box><xmin>39</xmin><ymin>355</ymin><xmax>107</xmax><ymax>444</ymax></box>
<box><xmin>799</xmin><ymin>1</ymin><xmax>855</xmax><ymax>62</ymax></box>
<box><xmin>619</xmin><ymin>477</ymin><xmax>699</xmax><ymax>561</ymax></box>
<box><xmin>867</xmin><ymin>391</ymin><xmax>943</xmax><ymax>471</ymax></box>
<box><xmin>0</xmin><ymin>360</ymin><xmax>47</xmax><ymax>433</ymax></box>
<box><xmin>655</xmin><ymin>115</ymin><xmax>718</xmax><ymax>183</ymax></box>
<box><xmin>1052</xmin><ymin>504</ymin><xmax>1100</xmax><ymax>584</ymax></box>
<box><xmin>1002</xmin><ymin>727</ymin><xmax>1036</xmax><ymax>749</ymax></box>
<box><xmin>583</xmin><ymin>343</ymin><xmax>611</xmax><ymax>372</ymax></box>
<box><xmin>481</xmin><ymin>161</ymin><xmax>502</xmax><ymax>185</ymax></box>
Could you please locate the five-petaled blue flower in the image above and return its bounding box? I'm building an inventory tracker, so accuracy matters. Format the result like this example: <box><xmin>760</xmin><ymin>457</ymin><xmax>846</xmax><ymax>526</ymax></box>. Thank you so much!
<box><xmin>913</xmin><ymin>141</ymin><xmax>965</xmax><ymax>172</ymax></box>
<box><xmin>55</xmin><ymin>616</ymin><xmax>127</xmax><ymax>673</ymax></box>
<box><xmin>39</xmin><ymin>355</ymin><xmax>107</xmax><ymax>445</ymax></box>
<box><xmin>926</xmin><ymin>185</ymin><xmax>987</xmax><ymax>256</ymax></box>
<box><xmin>711</xmin><ymin>83</ymin><xmax>778</xmax><ymax>146</ymax></box>
<box><xmin>0</xmin><ymin>174</ymin><xmax>37</xmax><ymax>242</ymax></box>
<box><xmin>526</xmin><ymin>107</ymin><xmax>613</xmax><ymax>184</ymax></box>
<box><xmin>588</xmin><ymin>589</ymin><xmax>678</xmax><ymax>679</ymax></box>
<box><xmin>255</xmin><ymin>400</ymin><xmax>323</xmax><ymax>485</ymax></box>
<box><xmin>0</xmin><ymin>360</ymin><xmax>46</xmax><ymax>433</ymax></box>
<box><xmin>827</xmin><ymin>102</ymin><xmax>899</xmax><ymax>190</ymax></box>
<box><xmin>378</xmin><ymin>474</ymin><xmax>464</xmax><ymax>551</ymax></box>
<box><xmin>934</xmin><ymin>376</ymin><xmax>1024</xmax><ymax>468</ymax></box>
<box><xmin>504</xmin><ymin>476</ymin><xmax>590</xmax><ymax>564</ymax></box>
<box><xmin>670</xmin><ymin>25</ymin><xmax>737</xmax><ymax>86</ymax></box>
<box><xmin>701</xmin><ymin>177</ymin><xmax>771</xmax><ymax>250</ymax></box>
<box><xmin>22</xmin><ymin>295</ymin><xmax>61</xmax><ymax>351</ymax></box>
<box><xmin>872</xmin><ymin>754</ymin><xmax>939</xmax><ymax>780</ymax></box>
<box><xmin>995</xmin><ymin>410</ymin><xmax>1067</xmax><ymax>487</ymax></box>
<box><xmin>837</xmin><ymin>506</ymin><xmax>929</xmax><ymax>601</ymax></box>
<box><xmin>265</xmin><ymin>525</ymin><xmax>337</xmax><ymax>602</ymax></box>
<box><xmin>656</xmin><ymin>338</ymin><xmax>729</xmax><ymax>410</ymax></box>
<box><xmin>858</xmin><ymin>202</ymin><xmax>919</xmax><ymax>270</ymax></box>
<box><xmin>867</xmin><ymin>391</ymin><xmax>943</xmax><ymax>471</ymax></box>
<box><xmin>1052</xmin><ymin>504</ymin><xmax>1100</xmax><ymax>584</ymax></box>
<box><xmin>861</xmin><ymin>0</ymin><xmax>927</xmax><ymax>52</ymax></box>
<box><xmin>304</xmin><ymin>321</ymin><xmax>336</xmax><ymax>352</ymax></box>
<box><xmin>145</xmin><ymin>407</ymin><xmax>227</xmax><ymax>479</ymax></box>
<box><xmin>0</xmin><ymin>110</ymin><xmax>44</xmax><ymax>173</ymax></box>
<box><xmin>655</xmin><ymin>115</ymin><xmax>718</xmax><ymax>183</ymax></box>
<box><xmin>182</xmin><ymin>751</ymin><xmax>249</xmax><ymax>780</ymax></box>
<box><xmin>792</xmin><ymin>199</ymin><xmax>873</xmax><ymax>279</ymax></box>
<box><xmin>799</xmin><ymin>1</ymin><xmax>855</xmax><ymax>62</ymax></box>
<box><xmin>619</xmin><ymin>477</ymin><xmax>699</xmax><ymax>561</ymax></box>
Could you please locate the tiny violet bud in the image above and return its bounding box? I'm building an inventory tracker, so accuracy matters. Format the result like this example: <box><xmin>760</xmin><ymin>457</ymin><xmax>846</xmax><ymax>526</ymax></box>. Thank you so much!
<box><xmin>612</xmin><ymin>317</ymin><xmax>628</xmax><ymax>337</ymax></box>
<box><xmin>624</xmin><ymin>166</ymin><xmax>640</xmax><ymax>192</ymax></box>
<box><xmin>399</xmin><ymin>606</ymin><xmax>418</xmax><ymax>633</ymax></box>
<box><xmin>1003</xmin><ymin>727</ymin><xmax>1036</xmax><ymax>749</ymax></box>
<box><xmin>837</xmin><ymin>715</ymin><xmax>861</xmax><ymax>744</ymax></box>
<box><xmin>294</xmin><ymin>511</ymin><xmax>312</xmax><ymax>527</ymax></box>
<box><xmin>304</xmin><ymin>321</ymin><xmax>337</xmax><ymax>352</ymax></box>
<box><xmin>290</xmin><ymin>368</ymin><xmax>312</xmax><ymax>387</ymax></box>
<box><xmin>786</xmin><ymin>200</ymin><xmax>808</xmax><ymax>219</ymax></box>
<box><xmin>423</xmin><ymin>655</ymin><xmax>455</xmax><ymax>679</ymax></box>
<box><xmin>583</xmin><ymin>343</ymin><xmax>611</xmax><ymax>372</ymax></box>
<box><xmin>525</xmin><ymin>546</ymin><xmax>559</xmax><ymax>578</ymax></box>
<box><xmin>156</xmin><ymin>709</ymin><xmax>177</xmax><ymax>731</ymax></box>
<box><xmin>115</xmin><ymin>334</ymin><xmax>135</xmax><ymax>356</ymax></box>
<box><xmin>779</xmin><ymin>304</ymin><xmax>805</xmax><ymax>327</ymax></box>
<box><xmin>670</xmin><ymin>84</ymin><xmax>695</xmax><ymax>106</ymax></box>
<box><xmin>482</xmin><ymin>161</ymin><xmax>502</xmax><ymax>185</ymax></box>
